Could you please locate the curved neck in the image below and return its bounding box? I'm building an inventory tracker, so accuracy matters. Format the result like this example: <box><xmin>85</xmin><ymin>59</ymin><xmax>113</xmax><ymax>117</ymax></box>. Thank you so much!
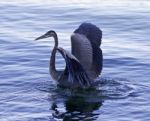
<box><xmin>49</xmin><ymin>33</ymin><xmax>60</xmax><ymax>80</ymax></box>
<box><xmin>53</xmin><ymin>32</ymin><xmax>58</xmax><ymax>47</ymax></box>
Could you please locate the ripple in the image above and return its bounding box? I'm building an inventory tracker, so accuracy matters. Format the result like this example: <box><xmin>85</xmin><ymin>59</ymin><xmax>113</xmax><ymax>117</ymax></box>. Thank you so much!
<box><xmin>1</xmin><ymin>0</ymin><xmax>150</xmax><ymax>121</ymax></box>
<box><xmin>96</xmin><ymin>77</ymin><xmax>136</xmax><ymax>99</ymax></box>
<box><xmin>44</xmin><ymin>77</ymin><xmax>149</xmax><ymax>121</ymax></box>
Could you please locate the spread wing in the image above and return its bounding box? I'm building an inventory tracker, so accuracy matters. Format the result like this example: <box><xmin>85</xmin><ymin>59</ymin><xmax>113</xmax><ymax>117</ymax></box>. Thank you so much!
<box><xmin>71</xmin><ymin>33</ymin><xmax>103</xmax><ymax>79</ymax></box>
<box><xmin>57</xmin><ymin>47</ymin><xmax>91</xmax><ymax>88</ymax></box>
<box><xmin>72</xmin><ymin>23</ymin><xmax>103</xmax><ymax>79</ymax></box>
<box><xmin>71</xmin><ymin>33</ymin><xmax>93</xmax><ymax>73</ymax></box>
<box><xmin>74</xmin><ymin>23</ymin><xmax>102</xmax><ymax>47</ymax></box>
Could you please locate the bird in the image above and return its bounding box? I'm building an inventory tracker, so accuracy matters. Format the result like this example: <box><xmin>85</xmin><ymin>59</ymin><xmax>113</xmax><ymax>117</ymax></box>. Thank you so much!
<box><xmin>35</xmin><ymin>23</ymin><xmax>103</xmax><ymax>89</ymax></box>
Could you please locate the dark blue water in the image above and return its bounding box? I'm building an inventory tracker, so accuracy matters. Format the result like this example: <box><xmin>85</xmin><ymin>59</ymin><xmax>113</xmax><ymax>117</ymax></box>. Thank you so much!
<box><xmin>0</xmin><ymin>0</ymin><xmax>150</xmax><ymax>121</ymax></box>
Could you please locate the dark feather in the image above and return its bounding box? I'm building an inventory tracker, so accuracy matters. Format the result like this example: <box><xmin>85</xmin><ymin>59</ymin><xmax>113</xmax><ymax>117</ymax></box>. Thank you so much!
<box><xmin>91</xmin><ymin>44</ymin><xmax>103</xmax><ymax>76</ymax></box>
<box><xmin>57</xmin><ymin>48</ymin><xmax>91</xmax><ymax>89</ymax></box>
<box><xmin>74</xmin><ymin>23</ymin><xmax>102</xmax><ymax>47</ymax></box>
<box><xmin>73</xmin><ymin>23</ymin><xmax>103</xmax><ymax>77</ymax></box>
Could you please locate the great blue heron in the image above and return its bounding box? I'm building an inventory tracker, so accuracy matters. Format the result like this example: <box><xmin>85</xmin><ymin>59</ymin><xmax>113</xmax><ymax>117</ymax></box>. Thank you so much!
<box><xmin>35</xmin><ymin>23</ymin><xmax>103</xmax><ymax>89</ymax></box>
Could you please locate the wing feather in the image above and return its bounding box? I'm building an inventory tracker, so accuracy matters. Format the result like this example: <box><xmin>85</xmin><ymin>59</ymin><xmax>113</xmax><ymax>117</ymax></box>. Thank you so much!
<box><xmin>72</xmin><ymin>23</ymin><xmax>103</xmax><ymax>78</ymax></box>
<box><xmin>71</xmin><ymin>33</ymin><xmax>93</xmax><ymax>72</ymax></box>
<box><xmin>57</xmin><ymin>47</ymin><xmax>91</xmax><ymax>88</ymax></box>
<box><xmin>91</xmin><ymin>44</ymin><xmax>103</xmax><ymax>77</ymax></box>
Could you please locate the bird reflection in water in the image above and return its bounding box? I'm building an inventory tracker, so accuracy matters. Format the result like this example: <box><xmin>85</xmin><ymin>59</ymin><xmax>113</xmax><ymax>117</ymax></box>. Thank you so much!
<box><xmin>51</xmin><ymin>94</ymin><xmax>103</xmax><ymax>121</ymax></box>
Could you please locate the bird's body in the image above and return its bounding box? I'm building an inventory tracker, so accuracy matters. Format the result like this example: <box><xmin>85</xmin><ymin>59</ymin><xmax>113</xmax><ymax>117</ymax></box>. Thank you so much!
<box><xmin>35</xmin><ymin>23</ymin><xmax>103</xmax><ymax>89</ymax></box>
<box><xmin>57</xmin><ymin>47</ymin><xmax>91</xmax><ymax>88</ymax></box>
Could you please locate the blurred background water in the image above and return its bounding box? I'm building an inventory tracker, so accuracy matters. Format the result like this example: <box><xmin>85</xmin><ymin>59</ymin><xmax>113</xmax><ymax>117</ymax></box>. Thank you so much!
<box><xmin>0</xmin><ymin>0</ymin><xmax>150</xmax><ymax>121</ymax></box>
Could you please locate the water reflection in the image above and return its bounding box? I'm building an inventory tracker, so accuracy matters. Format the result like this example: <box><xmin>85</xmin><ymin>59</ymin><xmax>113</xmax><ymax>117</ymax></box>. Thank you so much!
<box><xmin>51</xmin><ymin>94</ymin><xmax>103</xmax><ymax>120</ymax></box>
<box><xmin>47</xmin><ymin>78</ymin><xmax>135</xmax><ymax>120</ymax></box>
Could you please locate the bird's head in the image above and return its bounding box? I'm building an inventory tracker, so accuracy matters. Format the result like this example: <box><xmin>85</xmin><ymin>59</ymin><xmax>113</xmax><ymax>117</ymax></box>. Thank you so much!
<box><xmin>35</xmin><ymin>30</ymin><xmax>57</xmax><ymax>40</ymax></box>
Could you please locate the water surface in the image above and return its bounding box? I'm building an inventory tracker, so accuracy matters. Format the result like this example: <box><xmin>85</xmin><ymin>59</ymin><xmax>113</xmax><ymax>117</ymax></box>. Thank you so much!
<box><xmin>0</xmin><ymin>0</ymin><xmax>150</xmax><ymax>121</ymax></box>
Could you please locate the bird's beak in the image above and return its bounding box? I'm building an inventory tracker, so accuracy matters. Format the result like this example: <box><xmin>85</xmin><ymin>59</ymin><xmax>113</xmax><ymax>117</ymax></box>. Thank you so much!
<box><xmin>35</xmin><ymin>33</ymin><xmax>49</xmax><ymax>40</ymax></box>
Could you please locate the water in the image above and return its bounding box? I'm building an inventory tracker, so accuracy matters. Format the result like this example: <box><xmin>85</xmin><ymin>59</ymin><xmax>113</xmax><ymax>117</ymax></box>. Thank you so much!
<box><xmin>0</xmin><ymin>0</ymin><xmax>150</xmax><ymax>121</ymax></box>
